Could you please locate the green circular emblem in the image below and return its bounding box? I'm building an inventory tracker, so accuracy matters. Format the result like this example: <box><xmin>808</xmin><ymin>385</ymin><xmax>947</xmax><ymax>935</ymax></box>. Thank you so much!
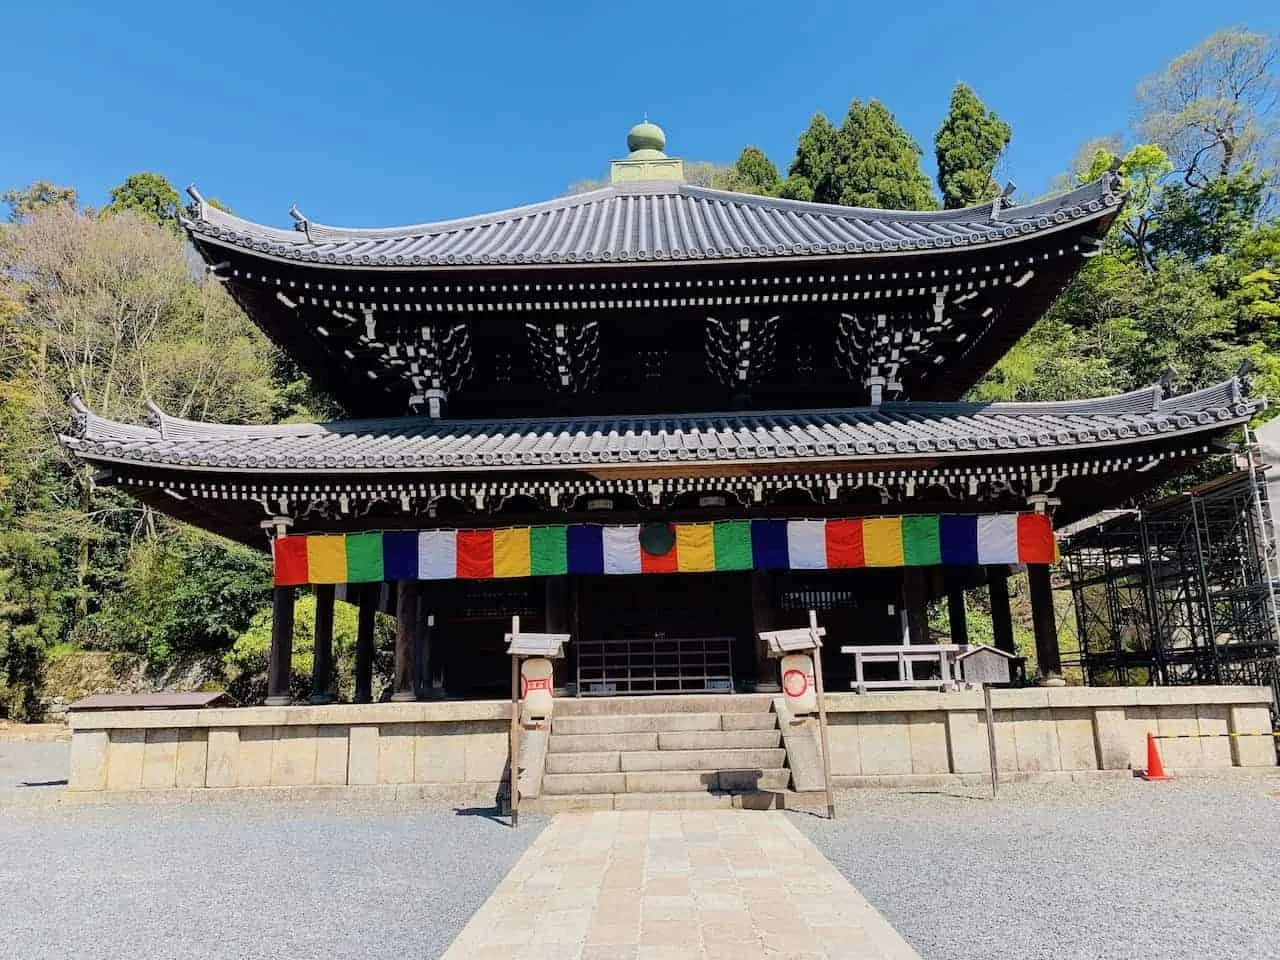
<box><xmin>639</xmin><ymin>521</ymin><xmax>676</xmax><ymax>556</ymax></box>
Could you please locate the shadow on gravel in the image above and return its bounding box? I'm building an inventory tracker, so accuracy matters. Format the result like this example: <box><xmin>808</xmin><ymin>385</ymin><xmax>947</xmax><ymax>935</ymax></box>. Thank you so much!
<box><xmin>453</xmin><ymin>805</ymin><xmax>509</xmax><ymax>824</ymax></box>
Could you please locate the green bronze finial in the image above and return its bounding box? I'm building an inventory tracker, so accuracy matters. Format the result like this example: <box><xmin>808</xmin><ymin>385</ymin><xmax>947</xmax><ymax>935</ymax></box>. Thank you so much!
<box><xmin>611</xmin><ymin>119</ymin><xmax>683</xmax><ymax>184</ymax></box>
<box><xmin>626</xmin><ymin>119</ymin><xmax>667</xmax><ymax>159</ymax></box>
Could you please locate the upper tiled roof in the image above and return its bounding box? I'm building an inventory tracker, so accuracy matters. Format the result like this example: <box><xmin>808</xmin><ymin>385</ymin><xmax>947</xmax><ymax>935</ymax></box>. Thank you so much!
<box><xmin>62</xmin><ymin>381</ymin><xmax>1260</xmax><ymax>474</ymax></box>
<box><xmin>181</xmin><ymin>175</ymin><xmax>1123</xmax><ymax>269</ymax></box>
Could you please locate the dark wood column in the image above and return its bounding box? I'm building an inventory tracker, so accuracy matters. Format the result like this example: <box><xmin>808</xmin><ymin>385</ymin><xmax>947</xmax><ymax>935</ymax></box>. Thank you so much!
<box><xmin>309</xmin><ymin>584</ymin><xmax>336</xmax><ymax>704</ymax></box>
<box><xmin>392</xmin><ymin>580</ymin><xmax>419</xmax><ymax>702</ymax></box>
<box><xmin>1028</xmin><ymin>564</ymin><xmax>1063</xmax><ymax>681</ymax></box>
<box><xmin>417</xmin><ymin>581</ymin><xmax>446</xmax><ymax>700</ymax></box>
<box><xmin>546</xmin><ymin>577</ymin><xmax>572</xmax><ymax>694</ymax></box>
<box><xmin>947</xmin><ymin>582</ymin><xmax>969</xmax><ymax>647</ymax></box>
<box><xmin>902</xmin><ymin>568</ymin><xmax>929</xmax><ymax>645</ymax></box>
<box><xmin>354</xmin><ymin>583</ymin><xmax>377</xmax><ymax>704</ymax></box>
<box><xmin>750</xmin><ymin>570</ymin><xmax>780</xmax><ymax>692</ymax></box>
<box><xmin>986</xmin><ymin>566</ymin><xmax>1016</xmax><ymax>656</ymax></box>
<box><xmin>413</xmin><ymin>586</ymin><xmax>429</xmax><ymax>699</ymax></box>
<box><xmin>265</xmin><ymin>586</ymin><xmax>296</xmax><ymax>706</ymax></box>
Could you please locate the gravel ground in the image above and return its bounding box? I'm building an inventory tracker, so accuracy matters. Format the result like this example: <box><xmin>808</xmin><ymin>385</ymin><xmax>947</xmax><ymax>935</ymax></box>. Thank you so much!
<box><xmin>0</xmin><ymin>739</ymin><xmax>69</xmax><ymax>792</ymax></box>
<box><xmin>793</xmin><ymin>774</ymin><xmax>1280</xmax><ymax>960</ymax></box>
<box><xmin>1</xmin><ymin>790</ymin><xmax>545</xmax><ymax>959</ymax></box>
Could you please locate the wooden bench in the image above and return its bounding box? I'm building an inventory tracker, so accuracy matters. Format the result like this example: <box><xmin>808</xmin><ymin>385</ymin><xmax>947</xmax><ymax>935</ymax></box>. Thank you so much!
<box><xmin>839</xmin><ymin>643</ymin><xmax>969</xmax><ymax>693</ymax></box>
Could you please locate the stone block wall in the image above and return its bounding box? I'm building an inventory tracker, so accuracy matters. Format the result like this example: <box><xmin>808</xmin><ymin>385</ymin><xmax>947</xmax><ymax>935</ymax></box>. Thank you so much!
<box><xmin>820</xmin><ymin>686</ymin><xmax>1276</xmax><ymax>781</ymax></box>
<box><xmin>66</xmin><ymin>686</ymin><xmax>1275</xmax><ymax>796</ymax></box>
<box><xmin>68</xmin><ymin>702</ymin><xmax>512</xmax><ymax>800</ymax></box>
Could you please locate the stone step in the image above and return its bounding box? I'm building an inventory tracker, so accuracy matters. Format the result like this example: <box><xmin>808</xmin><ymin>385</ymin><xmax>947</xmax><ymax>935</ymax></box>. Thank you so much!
<box><xmin>620</xmin><ymin>748</ymin><xmax>788</xmax><ymax>772</ymax></box>
<box><xmin>555</xmin><ymin>694</ymin><xmax>774</xmax><ymax>716</ymax></box>
<box><xmin>624</xmin><ymin>769</ymin><xmax>792</xmax><ymax>793</ymax></box>
<box><xmin>542</xmin><ymin>772</ymin><xmax>627</xmax><ymax>795</ymax></box>
<box><xmin>520</xmin><ymin>790</ymin><xmax>790</xmax><ymax>814</ymax></box>
<box><xmin>541</xmin><ymin>767</ymin><xmax>792</xmax><ymax>794</ymax></box>
<box><xmin>721</xmin><ymin>713</ymin><xmax>781</xmax><ymax>731</ymax></box>
<box><xmin>552</xmin><ymin>713</ymin><xmax>725</xmax><ymax>735</ymax></box>
<box><xmin>657</xmin><ymin>729</ymin><xmax>781</xmax><ymax>751</ymax></box>
<box><xmin>548</xmin><ymin>732</ymin><xmax>658</xmax><ymax>753</ymax></box>
<box><xmin>545</xmin><ymin>751</ymin><xmax>620</xmax><ymax>774</ymax></box>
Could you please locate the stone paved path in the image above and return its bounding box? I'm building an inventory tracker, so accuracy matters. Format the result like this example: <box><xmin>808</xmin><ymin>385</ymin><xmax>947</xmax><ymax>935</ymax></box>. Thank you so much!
<box><xmin>441</xmin><ymin>810</ymin><xmax>921</xmax><ymax>960</ymax></box>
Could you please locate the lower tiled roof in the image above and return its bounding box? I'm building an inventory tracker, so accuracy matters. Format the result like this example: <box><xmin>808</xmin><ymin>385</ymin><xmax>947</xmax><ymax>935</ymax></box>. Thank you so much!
<box><xmin>62</xmin><ymin>381</ymin><xmax>1260</xmax><ymax>474</ymax></box>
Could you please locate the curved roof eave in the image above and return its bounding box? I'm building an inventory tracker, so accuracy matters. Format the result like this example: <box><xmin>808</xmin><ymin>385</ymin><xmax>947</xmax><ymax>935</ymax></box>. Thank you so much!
<box><xmin>181</xmin><ymin>175</ymin><xmax>1123</xmax><ymax>273</ymax></box>
<box><xmin>58</xmin><ymin>379</ymin><xmax>1262</xmax><ymax>477</ymax></box>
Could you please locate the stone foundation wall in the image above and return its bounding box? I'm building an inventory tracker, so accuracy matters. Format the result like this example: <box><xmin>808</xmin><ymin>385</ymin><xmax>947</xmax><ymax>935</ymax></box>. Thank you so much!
<box><xmin>66</xmin><ymin>686</ymin><xmax>1275</xmax><ymax>796</ymax></box>
<box><xmin>821</xmin><ymin>686</ymin><xmax>1275</xmax><ymax>781</ymax></box>
<box><xmin>68</xmin><ymin>702</ymin><xmax>511</xmax><ymax>800</ymax></box>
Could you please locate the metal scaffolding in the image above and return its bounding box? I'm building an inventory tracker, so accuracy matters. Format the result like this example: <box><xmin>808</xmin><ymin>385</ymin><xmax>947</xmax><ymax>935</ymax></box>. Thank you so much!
<box><xmin>1060</xmin><ymin>458</ymin><xmax>1280</xmax><ymax>706</ymax></box>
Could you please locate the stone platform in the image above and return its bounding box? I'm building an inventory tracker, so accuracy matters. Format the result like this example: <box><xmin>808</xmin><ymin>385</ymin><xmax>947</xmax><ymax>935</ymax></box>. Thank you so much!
<box><xmin>65</xmin><ymin>686</ymin><xmax>1276</xmax><ymax>800</ymax></box>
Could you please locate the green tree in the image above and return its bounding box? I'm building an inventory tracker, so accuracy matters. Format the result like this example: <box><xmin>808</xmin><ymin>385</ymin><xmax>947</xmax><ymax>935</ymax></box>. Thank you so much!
<box><xmin>2</xmin><ymin>181</ymin><xmax>77</xmax><ymax>220</ymax></box>
<box><xmin>934</xmin><ymin>82</ymin><xmax>1012</xmax><ymax>208</ymax></box>
<box><xmin>780</xmin><ymin>112</ymin><xmax>841</xmax><ymax>202</ymax></box>
<box><xmin>0</xmin><ymin>196</ymin><xmax>328</xmax><ymax>717</ymax></box>
<box><xmin>226</xmin><ymin>593</ymin><xmax>396</xmax><ymax>703</ymax></box>
<box><xmin>103</xmin><ymin>172</ymin><xmax>182</xmax><ymax>223</ymax></box>
<box><xmin>1135</xmin><ymin>28</ymin><xmax>1279</xmax><ymax>192</ymax></box>
<box><xmin>72</xmin><ymin>529</ymin><xmax>271</xmax><ymax>663</ymax></box>
<box><xmin>723</xmin><ymin>146</ymin><xmax>781</xmax><ymax>196</ymax></box>
<box><xmin>787</xmin><ymin>101</ymin><xmax>937</xmax><ymax>209</ymax></box>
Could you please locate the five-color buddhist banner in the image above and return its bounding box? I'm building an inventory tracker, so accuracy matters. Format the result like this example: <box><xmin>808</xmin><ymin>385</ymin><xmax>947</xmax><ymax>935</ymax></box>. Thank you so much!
<box><xmin>273</xmin><ymin>513</ymin><xmax>1056</xmax><ymax>586</ymax></box>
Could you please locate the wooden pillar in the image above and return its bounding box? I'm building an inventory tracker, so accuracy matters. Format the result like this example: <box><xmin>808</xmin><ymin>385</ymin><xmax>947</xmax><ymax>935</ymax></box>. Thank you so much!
<box><xmin>902</xmin><ymin>568</ymin><xmax>929</xmax><ymax>645</ymax></box>
<box><xmin>1028</xmin><ymin>564</ymin><xmax>1063</xmax><ymax>681</ymax></box>
<box><xmin>546</xmin><ymin>578</ymin><xmax>572</xmax><ymax>694</ymax></box>
<box><xmin>392</xmin><ymin>580</ymin><xmax>419</xmax><ymax>702</ymax></box>
<box><xmin>413</xmin><ymin>587</ymin><xmax>429</xmax><ymax>699</ymax></box>
<box><xmin>265</xmin><ymin>586</ymin><xmax>295</xmax><ymax>706</ymax></box>
<box><xmin>987</xmin><ymin>566</ymin><xmax>1016</xmax><ymax>656</ymax></box>
<box><xmin>309</xmin><ymin>584</ymin><xmax>336</xmax><ymax>704</ymax></box>
<box><xmin>947</xmin><ymin>583</ymin><xmax>969</xmax><ymax>647</ymax></box>
<box><xmin>750</xmin><ymin>570</ymin><xmax>780</xmax><ymax>692</ymax></box>
<box><xmin>354</xmin><ymin>583</ymin><xmax>377</xmax><ymax>704</ymax></box>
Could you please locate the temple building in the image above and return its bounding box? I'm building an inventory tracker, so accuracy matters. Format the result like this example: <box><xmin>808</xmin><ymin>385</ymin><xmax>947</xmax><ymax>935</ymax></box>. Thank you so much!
<box><xmin>62</xmin><ymin>123</ymin><xmax>1265</xmax><ymax>705</ymax></box>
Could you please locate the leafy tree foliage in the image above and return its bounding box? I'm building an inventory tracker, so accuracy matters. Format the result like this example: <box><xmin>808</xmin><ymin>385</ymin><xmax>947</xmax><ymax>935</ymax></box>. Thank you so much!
<box><xmin>226</xmin><ymin>593</ymin><xmax>396</xmax><ymax>703</ymax></box>
<box><xmin>103</xmin><ymin>171</ymin><xmax>182</xmax><ymax>223</ymax></box>
<box><xmin>934</xmin><ymin>82</ymin><xmax>1012</xmax><ymax>208</ymax></box>
<box><xmin>723</xmin><ymin>146</ymin><xmax>781</xmax><ymax>196</ymax></box>
<box><xmin>2</xmin><ymin>181</ymin><xmax>77</xmax><ymax>220</ymax></box>
<box><xmin>1135</xmin><ymin>28</ymin><xmax>1278</xmax><ymax>193</ymax></box>
<box><xmin>785</xmin><ymin>101</ymin><xmax>937</xmax><ymax>209</ymax></box>
<box><xmin>0</xmin><ymin>175</ymin><xmax>327</xmax><ymax>716</ymax></box>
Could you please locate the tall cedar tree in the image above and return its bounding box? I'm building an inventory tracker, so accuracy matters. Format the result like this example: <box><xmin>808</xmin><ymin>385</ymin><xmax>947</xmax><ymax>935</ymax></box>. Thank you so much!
<box><xmin>934</xmin><ymin>83</ymin><xmax>1012</xmax><ymax>208</ymax></box>
<box><xmin>728</xmin><ymin>146</ymin><xmax>781</xmax><ymax>196</ymax></box>
<box><xmin>785</xmin><ymin>100</ymin><xmax>937</xmax><ymax>209</ymax></box>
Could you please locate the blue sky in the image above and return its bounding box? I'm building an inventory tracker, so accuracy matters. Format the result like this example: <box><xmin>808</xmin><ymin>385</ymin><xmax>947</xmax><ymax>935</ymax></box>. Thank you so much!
<box><xmin>5</xmin><ymin>2</ymin><xmax>1277</xmax><ymax>227</ymax></box>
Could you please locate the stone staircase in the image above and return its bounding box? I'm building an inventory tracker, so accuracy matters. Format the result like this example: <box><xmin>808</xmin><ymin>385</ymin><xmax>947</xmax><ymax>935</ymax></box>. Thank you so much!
<box><xmin>523</xmin><ymin>694</ymin><xmax>793</xmax><ymax>812</ymax></box>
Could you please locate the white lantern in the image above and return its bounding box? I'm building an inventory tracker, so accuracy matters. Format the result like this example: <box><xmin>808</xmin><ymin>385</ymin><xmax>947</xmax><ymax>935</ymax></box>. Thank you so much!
<box><xmin>520</xmin><ymin>657</ymin><xmax>555</xmax><ymax>723</ymax></box>
<box><xmin>780</xmin><ymin>652</ymin><xmax>817</xmax><ymax>715</ymax></box>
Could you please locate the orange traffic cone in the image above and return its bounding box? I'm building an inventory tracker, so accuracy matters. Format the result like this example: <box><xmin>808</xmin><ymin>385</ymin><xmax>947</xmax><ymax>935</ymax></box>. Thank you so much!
<box><xmin>1140</xmin><ymin>732</ymin><xmax>1171</xmax><ymax>781</ymax></box>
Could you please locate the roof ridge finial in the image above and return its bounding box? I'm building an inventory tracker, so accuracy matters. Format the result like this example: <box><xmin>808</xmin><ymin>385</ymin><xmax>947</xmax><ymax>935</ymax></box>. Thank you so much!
<box><xmin>612</xmin><ymin>118</ymin><xmax>682</xmax><ymax>184</ymax></box>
